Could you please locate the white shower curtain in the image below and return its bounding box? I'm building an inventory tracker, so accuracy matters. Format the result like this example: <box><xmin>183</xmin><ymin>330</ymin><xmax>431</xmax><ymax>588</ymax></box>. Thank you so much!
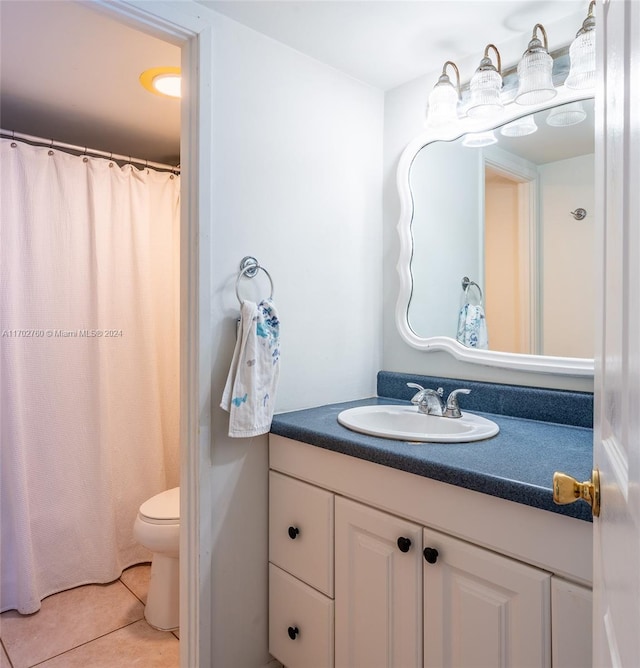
<box><xmin>0</xmin><ymin>138</ymin><xmax>180</xmax><ymax>614</ymax></box>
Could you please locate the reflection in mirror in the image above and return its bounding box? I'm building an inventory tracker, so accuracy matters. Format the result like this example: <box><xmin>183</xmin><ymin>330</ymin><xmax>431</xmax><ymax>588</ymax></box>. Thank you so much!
<box><xmin>407</xmin><ymin>98</ymin><xmax>594</xmax><ymax>360</ymax></box>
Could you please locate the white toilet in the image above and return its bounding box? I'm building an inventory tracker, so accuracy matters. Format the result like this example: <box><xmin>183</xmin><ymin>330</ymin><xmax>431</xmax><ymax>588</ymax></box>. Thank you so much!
<box><xmin>133</xmin><ymin>486</ymin><xmax>180</xmax><ymax>631</ymax></box>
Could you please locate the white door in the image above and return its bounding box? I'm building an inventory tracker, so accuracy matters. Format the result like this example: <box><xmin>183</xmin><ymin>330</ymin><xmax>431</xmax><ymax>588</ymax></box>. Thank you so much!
<box><xmin>334</xmin><ymin>497</ymin><xmax>423</xmax><ymax>668</ymax></box>
<box><xmin>593</xmin><ymin>1</ymin><xmax>640</xmax><ymax>666</ymax></box>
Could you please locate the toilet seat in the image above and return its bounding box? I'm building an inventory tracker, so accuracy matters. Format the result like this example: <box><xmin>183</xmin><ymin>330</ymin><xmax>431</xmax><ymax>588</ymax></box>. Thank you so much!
<box><xmin>139</xmin><ymin>487</ymin><xmax>179</xmax><ymax>525</ymax></box>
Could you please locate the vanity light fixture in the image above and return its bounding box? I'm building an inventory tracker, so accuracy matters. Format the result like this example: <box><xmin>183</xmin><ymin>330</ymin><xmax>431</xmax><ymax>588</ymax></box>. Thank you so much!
<box><xmin>461</xmin><ymin>130</ymin><xmax>498</xmax><ymax>148</ymax></box>
<box><xmin>515</xmin><ymin>24</ymin><xmax>557</xmax><ymax>106</ymax></box>
<box><xmin>139</xmin><ymin>67</ymin><xmax>181</xmax><ymax>99</ymax></box>
<box><xmin>500</xmin><ymin>115</ymin><xmax>538</xmax><ymax>137</ymax></box>
<box><xmin>565</xmin><ymin>1</ymin><xmax>596</xmax><ymax>90</ymax></box>
<box><xmin>546</xmin><ymin>101</ymin><xmax>587</xmax><ymax>127</ymax></box>
<box><xmin>467</xmin><ymin>44</ymin><xmax>504</xmax><ymax>119</ymax></box>
<box><xmin>426</xmin><ymin>61</ymin><xmax>461</xmax><ymax>128</ymax></box>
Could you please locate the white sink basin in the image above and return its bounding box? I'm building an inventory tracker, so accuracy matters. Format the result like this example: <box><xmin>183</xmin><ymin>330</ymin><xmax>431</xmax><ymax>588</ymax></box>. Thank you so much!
<box><xmin>337</xmin><ymin>405</ymin><xmax>499</xmax><ymax>443</ymax></box>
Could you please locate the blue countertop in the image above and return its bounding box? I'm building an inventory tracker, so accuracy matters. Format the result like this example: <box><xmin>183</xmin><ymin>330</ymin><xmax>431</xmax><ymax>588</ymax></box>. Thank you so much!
<box><xmin>270</xmin><ymin>375</ymin><xmax>594</xmax><ymax>522</ymax></box>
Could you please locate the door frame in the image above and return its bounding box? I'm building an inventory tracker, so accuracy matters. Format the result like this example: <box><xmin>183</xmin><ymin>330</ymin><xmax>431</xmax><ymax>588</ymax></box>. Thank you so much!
<box><xmin>89</xmin><ymin>2</ymin><xmax>214</xmax><ymax>666</ymax></box>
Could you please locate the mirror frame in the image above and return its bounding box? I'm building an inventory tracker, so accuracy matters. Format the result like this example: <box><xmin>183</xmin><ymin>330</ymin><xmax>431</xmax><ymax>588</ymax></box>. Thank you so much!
<box><xmin>396</xmin><ymin>86</ymin><xmax>595</xmax><ymax>376</ymax></box>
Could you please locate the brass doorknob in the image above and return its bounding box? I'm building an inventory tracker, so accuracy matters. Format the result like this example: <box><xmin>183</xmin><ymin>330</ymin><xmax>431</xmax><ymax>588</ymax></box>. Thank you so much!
<box><xmin>553</xmin><ymin>468</ymin><xmax>600</xmax><ymax>517</ymax></box>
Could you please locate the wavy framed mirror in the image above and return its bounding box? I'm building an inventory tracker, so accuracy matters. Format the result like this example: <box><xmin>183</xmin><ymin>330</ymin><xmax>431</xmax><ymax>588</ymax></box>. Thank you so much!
<box><xmin>396</xmin><ymin>86</ymin><xmax>595</xmax><ymax>376</ymax></box>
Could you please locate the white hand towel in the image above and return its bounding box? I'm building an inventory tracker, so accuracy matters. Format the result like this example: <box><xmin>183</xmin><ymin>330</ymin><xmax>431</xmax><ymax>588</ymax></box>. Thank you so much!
<box><xmin>221</xmin><ymin>298</ymin><xmax>281</xmax><ymax>438</ymax></box>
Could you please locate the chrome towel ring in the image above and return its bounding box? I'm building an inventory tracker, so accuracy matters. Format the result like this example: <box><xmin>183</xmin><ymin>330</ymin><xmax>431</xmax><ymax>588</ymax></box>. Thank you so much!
<box><xmin>235</xmin><ymin>256</ymin><xmax>274</xmax><ymax>305</ymax></box>
<box><xmin>461</xmin><ymin>276</ymin><xmax>483</xmax><ymax>301</ymax></box>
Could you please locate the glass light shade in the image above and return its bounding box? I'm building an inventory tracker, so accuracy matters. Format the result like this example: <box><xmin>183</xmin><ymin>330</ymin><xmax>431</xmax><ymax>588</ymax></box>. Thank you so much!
<box><xmin>546</xmin><ymin>101</ymin><xmax>587</xmax><ymax>127</ymax></box>
<box><xmin>462</xmin><ymin>130</ymin><xmax>498</xmax><ymax>148</ymax></box>
<box><xmin>426</xmin><ymin>76</ymin><xmax>459</xmax><ymax>128</ymax></box>
<box><xmin>467</xmin><ymin>65</ymin><xmax>503</xmax><ymax>119</ymax></box>
<box><xmin>500</xmin><ymin>116</ymin><xmax>538</xmax><ymax>137</ymax></box>
<box><xmin>516</xmin><ymin>42</ymin><xmax>557</xmax><ymax>105</ymax></box>
<box><xmin>565</xmin><ymin>25</ymin><xmax>595</xmax><ymax>90</ymax></box>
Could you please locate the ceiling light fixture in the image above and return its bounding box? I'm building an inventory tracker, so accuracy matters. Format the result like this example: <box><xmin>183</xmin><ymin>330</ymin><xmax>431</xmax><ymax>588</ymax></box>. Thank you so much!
<box><xmin>515</xmin><ymin>24</ymin><xmax>557</xmax><ymax>106</ymax></box>
<box><xmin>139</xmin><ymin>67</ymin><xmax>181</xmax><ymax>99</ymax></box>
<box><xmin>467</xmin><ymin>44</ymin><xmax>503</xmax><ymax>119</ymax></box>
<box><xmin>565</xmin><ymin>1</ymin><xmax>596</xmax><ymax>90</ymax></box>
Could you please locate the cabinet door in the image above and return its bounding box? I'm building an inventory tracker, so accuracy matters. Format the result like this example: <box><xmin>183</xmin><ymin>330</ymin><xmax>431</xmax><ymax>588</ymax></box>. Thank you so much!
<box><xmin>335</xmin><ymin>497</ymin><xmax>423</xmax><ymax>668</ymax></box>
<box><xmin>551</xmin><ymin>577</ymin><xmax>592</xmax><ymax>668</ymax></box>
<box><xmin>423</xmin><ymin>528</ymin><xmax>551</xmax><ymax>668</ymax></box>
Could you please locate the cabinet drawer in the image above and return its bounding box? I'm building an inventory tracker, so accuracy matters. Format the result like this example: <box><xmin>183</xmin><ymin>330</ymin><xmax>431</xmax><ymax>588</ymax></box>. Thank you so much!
<box><xmin>269</xmin><ymin>563</ymin><xmax>334</xmax><ymax>668</ymax></box>
<box><xmin>269</xmin><ymin>470</ymin><xmax>334</xmax><ymax>595</ymax></box>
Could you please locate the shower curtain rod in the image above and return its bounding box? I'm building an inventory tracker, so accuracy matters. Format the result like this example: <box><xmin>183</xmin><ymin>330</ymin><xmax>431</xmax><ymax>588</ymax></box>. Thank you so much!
<box><xmin>1</xmin><ymin>128</ymin><xmax>180</xmax><ymax>174</ymax></box>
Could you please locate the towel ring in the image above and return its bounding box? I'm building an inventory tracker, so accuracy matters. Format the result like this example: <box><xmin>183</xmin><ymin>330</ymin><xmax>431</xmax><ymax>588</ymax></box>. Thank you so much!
<box><xmin>461</xmin><ymin>276</ymin><xmax>483</xmax><ymax>300</ymax></box>
<box><xmin>235</xmin><ymin>256</ymin><xmax>274</xmax><ymax>304</ymax></box>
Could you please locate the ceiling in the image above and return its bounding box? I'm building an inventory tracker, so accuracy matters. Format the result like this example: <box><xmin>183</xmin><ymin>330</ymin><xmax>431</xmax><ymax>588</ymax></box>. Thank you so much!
<box><xmin>203</xmin><ymin>1</ymin><xmax>586</xmax><ymax>91</ymax></box>
<box><xmin>0</xmin><ymin>1</ymin><xmax>587</xmax><ymax>164</ymax></box>
<box><xmin>0</xmin><ymin>1</ymin><xmax>181</xmax><ymax>165</ymax></box>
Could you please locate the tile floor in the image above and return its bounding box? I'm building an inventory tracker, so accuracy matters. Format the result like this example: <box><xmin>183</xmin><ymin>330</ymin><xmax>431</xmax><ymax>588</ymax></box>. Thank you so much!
<box><xmin>0</xmin><ymin>564</ymin><xmax>179</xmax><ymax>668</ymax></box>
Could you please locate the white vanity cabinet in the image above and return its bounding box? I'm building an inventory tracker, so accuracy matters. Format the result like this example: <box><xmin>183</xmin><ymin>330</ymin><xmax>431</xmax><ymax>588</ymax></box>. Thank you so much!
<box><xmin>269</xmin><ymin>435</ymin><xmax>593</xmax><ymax>668</ymax></box>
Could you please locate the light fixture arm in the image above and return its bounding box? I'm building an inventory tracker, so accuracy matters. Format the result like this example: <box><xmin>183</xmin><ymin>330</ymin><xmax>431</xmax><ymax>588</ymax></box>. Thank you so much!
<box><xmin>483</xmin><ymin>44</ymin><xmax>502</xmax><ymax>74</ymax></box>
<box><xmin>442</xmin><ymin>61</ymin><xmax>461</xmax><ymax>96</ymax></box>
<box><xmin>531</xmin><ymin>23</ymin><xmax>549</xmax><ymax>50</ymax></box>
<box><xmin>576</xmin><ymin>1</ymin><xmax>596</xmax><ymax>35</ymax></box>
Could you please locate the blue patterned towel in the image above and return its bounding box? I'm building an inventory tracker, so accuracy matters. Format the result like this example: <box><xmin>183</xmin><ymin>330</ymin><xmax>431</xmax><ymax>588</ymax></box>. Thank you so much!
<box><xmin>221</xmin><ymin>299</ymin><xmax>281</xmax><ymax>437</ymax></box>
<box><xmin>456</xmin><ymin>303</ymin><xmax>488</xmax><ymax>349</ymax></box>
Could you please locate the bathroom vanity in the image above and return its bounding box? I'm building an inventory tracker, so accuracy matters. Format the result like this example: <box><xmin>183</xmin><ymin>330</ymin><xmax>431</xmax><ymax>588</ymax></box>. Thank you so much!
<box><xmin>268</xmin><ymin>374</ymin><xmax>593</xmax><ymax>668</ymax></box>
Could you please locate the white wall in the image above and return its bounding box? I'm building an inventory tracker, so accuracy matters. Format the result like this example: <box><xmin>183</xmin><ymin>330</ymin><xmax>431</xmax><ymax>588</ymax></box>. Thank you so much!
<box><xmin>207</xmin><ymin>11</ymin><xmax>383</xmax><ymax>667</ymax></box>
<box><xmin>382</xmin><ymin>9</ymin><xmax>593</xmax><ymax>392</ymax></box>
<box><xmin>539</xmin><ymin>153</ymin><xmax>595</xmax><ymax>358</ymax></box>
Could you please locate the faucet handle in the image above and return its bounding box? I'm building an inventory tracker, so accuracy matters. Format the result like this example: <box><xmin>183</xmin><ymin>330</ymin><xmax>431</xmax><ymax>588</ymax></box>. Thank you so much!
<box><xmin>444</xmin><ymin>388</ymin><xmax>471</xmax><ymax>418</ymax></box>
<box><xmin>407</xmin><ymin>382</ymin><xmax>425</xmax><ymax>404</ymax></box>
<box><xmin>407</xmin><ymin>383</ymin><xmax>444</xmax><ymax>407</ymax></box>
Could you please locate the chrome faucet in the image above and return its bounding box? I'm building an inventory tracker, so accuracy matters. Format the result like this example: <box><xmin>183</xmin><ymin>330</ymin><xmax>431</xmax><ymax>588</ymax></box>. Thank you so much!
<box><xmin>407</xmin><ymin>384</ymin><xmax>445</xmax><ymax>416</ymax></box>
<box><xmin>407</xmin><ymin>383</ymin><xmax>471</xmax><ymax>418</ymax></box>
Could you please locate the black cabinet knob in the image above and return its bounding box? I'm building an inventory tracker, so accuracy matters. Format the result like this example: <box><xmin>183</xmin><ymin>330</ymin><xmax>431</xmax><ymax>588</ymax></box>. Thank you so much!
<box><xmin>397</xmin><ymin>536</ymin><xmax>412</xmax><ymax>553</ymax></box>
<box><xmin>287</xmin><ymin>626</ymin><xmax>299</xmax><ymax>640</ymax></box>
<box><xmin>423</xmin><ymin>547</ymin><xmax>439</xmax><ymax>564</ymax></box>
<box><xmin>288</xmin><ymin>526</ymin><xmax>300</xmax><ymax>540</ymax></box>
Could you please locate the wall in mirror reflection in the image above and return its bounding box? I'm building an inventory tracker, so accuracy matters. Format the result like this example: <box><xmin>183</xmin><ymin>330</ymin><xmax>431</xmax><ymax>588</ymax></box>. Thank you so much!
<box><xmin>408</xmin><ymin>98</ymin><xmax>594</xmax><ymax>359</ymax></box>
